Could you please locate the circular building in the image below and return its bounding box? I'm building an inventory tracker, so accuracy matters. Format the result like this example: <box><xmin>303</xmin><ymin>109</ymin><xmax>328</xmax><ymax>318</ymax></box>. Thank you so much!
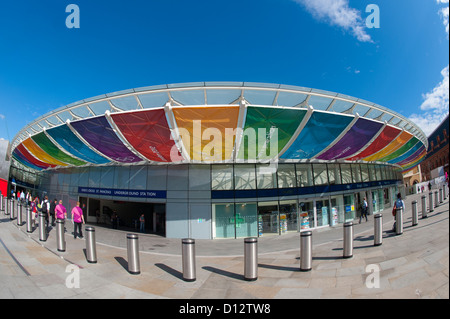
<box><xmin>9</xmin><ymin>82</ymin><xmax>427</xmax><ymax>239</ymax></box>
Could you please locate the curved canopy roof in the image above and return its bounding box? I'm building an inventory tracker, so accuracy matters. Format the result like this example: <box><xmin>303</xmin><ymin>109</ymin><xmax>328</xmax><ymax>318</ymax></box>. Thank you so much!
<box><xmin>10</xmin><ymin>82</ymin><xmax>427</xmax><ymax>173</ymax></box>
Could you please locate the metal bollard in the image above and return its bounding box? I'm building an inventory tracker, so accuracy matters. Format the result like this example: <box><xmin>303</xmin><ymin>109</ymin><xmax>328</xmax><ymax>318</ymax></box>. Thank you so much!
<box><xmin>56</xmin><ymin>219</ymin><xmax>66</xmax><ymax>252</ymax></box>
<box><xmin>9</xmin><ymin>199</ymin><xmax>14</xmax><ymax>220</ymax></box>
<box><xmin>0</xmin><ymin>194</ymin><xmax>3</xmax><ymax>211</ymax></box>
<box><xmin>434</xmin><ymin>191</ymin><xmax>439</xmax><ymax>208</ymax></box>
<box><xmin>429</xmin><ymin>192</ymin><xmax>434</xmax><ymax>212</ymax></box>
<box><xmin>85</xmin><ymin>227</ymin><xmax>97</xmax><ymax>263</ymax></box>
<box><xmin>395</xmin><ymin>207</ymin><xmax>403</xmax><ymax>235</ymax></box>
<box><xmin>17</xmin><ymin>202</ymin><xmax>23</xmax><ymax>226</ymax></box>
<box><xmin>300</xmin><ymin>231</ymin><xmax>312</xmax><ymax>271</ymax></box>
<box><xmin>421</xmin><ymin>195</ymin><xmax>428</xmax><ymax>218</ymax></box>
<box><xmin>39</xmin><ymin>213</ymin><xmax>47</xmax><ymax>241</ymax></box>
<box><xmin>439</xmin><ymin>188</ymin><xmax>443</xmax><ymax>203</ymax></box>
<box><xmin>182</xmin><ymin>238</ymin><xmax>196</xmax><ymax>282</ymax></box>
<box><xmin>127</xmin><ymin>234</ymin><xmax>140</xmax><ymax>275</ymax></box>
<box><xmin>374</xmin><ymin>213</ymin><xmax>383</xmax><ymax>246</ymax></box>
<box><xmin>26</xmin><ymin>206</ymin><xmax>33</xmax><ymax>233</ymax></box>
<box><xmin>412</xmin><ymin>200</ymin><xmax>418</xmax><ymax>226</ymax></box>
<box><xmin>244</xmin><ymin>237</ymin><xmax>258</xmax><ymax>280</ymax></box>
<box><xmin>343</xmin><ymin>222</ymin><xmax>353</xmax><ymax>259</ymax></box>
<box><xmin>5</xmin><ymin>199</ymin><xmax>9</xmax><ymax>215</ymax></box>
<box><xmin>16</xmin><ymin>200</ymin><xmax>20</xmax><ymax>221</ymax></box>
<box><xmin>444</xmin><ymin>185</ymin><xmax>448</xmax><ymax>199</ymax></box>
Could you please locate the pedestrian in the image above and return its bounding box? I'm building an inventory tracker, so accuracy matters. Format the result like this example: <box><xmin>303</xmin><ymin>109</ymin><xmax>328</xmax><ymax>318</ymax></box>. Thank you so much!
<box><xmin>392</xmin><ymin>193</ymin><xmax>405</xmax><ymax>231</ymax></box>
<box><xmin>42</xmin><ymin>196</ymin><xmax>50</xmax><ymax>231</ymax></box>
<box><xmin>359</xmin><ymin>197</ymin><xmax>368</xmax><ymax>224</ymax></box>
<box><xmin>111</xmin><ymin>212</ymin><xmax>118</xmax><ymax>229</ymax></box>
<box><xmin>50</xmin><ymin>199</ymin><xmax>57</xmax><ymax>226</ymax></box>
<box><xmin>71</xmin><ymin>201</ymin><xmax>85</xmax><ymax>239</ymax></box>
<box><xmin>55</xmin><ymin>200</ymin><xmax>67</xmax><ymax>220</ymax></box>
<box><xmin>139</xmin><ymin>213</ymin><xmax>145</xmax><ymax>233</ymax></box>
<box><xmin>31</xmin><ymin>197</ymin><xmax>39</xmax><ymax>228</ymax></box>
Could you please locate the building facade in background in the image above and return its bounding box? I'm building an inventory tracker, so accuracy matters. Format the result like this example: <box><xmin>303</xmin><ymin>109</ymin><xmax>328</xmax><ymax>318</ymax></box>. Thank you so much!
<box><xmin>420</xmin><ymin>115</ymin><xmax>449</xmax><ymax>183</ymax></box>
<box><xmin>7</xmin><ymin>83</ymin><xmax>427</xmax><ymax>239</ymax></box>
<box><xmin>0</xmin><ymin>139</ymin><xmax>10</xmax><ymax>196</ymax></box>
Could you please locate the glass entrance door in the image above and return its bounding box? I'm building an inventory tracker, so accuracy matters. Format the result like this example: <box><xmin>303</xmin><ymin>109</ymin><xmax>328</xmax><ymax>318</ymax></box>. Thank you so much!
<box><xmin>258</xmin><ymin>201</ymin><xmax>279</xmax><ymax>236</ymax></box>
<box><xmin>315</xmin><ymin>198</ymin><xmax>330</xmax><ymax>227</ymax></box>
<box><xmin>279</xmin><ymin>200</ymin><xmax>298</xmax><ymax>233</ymax></box>
<box><xmin>299</xmin><ymin>200</ymin><xmax>314</xmax><ymax>230</ymax></box>
<box><xmin>343</xmin><ymin>194</ymin><xmax>356</xmax><ymax>222</ymax></box>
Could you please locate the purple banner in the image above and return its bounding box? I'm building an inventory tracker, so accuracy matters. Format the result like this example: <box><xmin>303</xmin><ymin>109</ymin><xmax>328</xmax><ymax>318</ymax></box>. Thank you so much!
<box><xmin>71</xmin><ymin>116</ymin><xmax>142</xmax><ymax>163</ymax></box>
<box><xmin>317</xmin><ymin>118</ymin><xmax>383</xmax><ymax>160</ymax></box>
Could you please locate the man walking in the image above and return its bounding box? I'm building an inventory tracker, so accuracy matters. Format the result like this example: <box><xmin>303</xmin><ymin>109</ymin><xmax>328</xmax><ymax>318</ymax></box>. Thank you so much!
<box><xmin>71</xmin><ymin>201</ymin><xmax>85</xmax><ymax>239</ymax></box>
<box><xmin>359</xmin><ymin>197</ymin><xmax>368</xmax><ymax>223</ymax></box>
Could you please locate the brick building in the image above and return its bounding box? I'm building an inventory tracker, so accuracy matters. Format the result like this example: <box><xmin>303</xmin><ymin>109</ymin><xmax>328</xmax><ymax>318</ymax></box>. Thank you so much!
<box><xmin>420</xmin><ymin>114</ymin><xmax>449</xmax><ymax>182</ymax></box>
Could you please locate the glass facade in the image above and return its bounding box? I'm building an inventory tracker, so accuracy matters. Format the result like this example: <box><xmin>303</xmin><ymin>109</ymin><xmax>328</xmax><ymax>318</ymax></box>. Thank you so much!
<box><xmin>211</xmin><ymin>162</ymin><xmax>401</xmax><ymax>238</ymax></box>
<box><xmin>9</xmin><ymin>159</ymin><xmax>402</xmax><ymax>240</ymax></box>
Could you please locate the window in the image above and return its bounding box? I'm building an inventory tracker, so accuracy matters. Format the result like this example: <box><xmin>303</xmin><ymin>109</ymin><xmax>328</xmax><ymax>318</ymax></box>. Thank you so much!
<box><xmin>277</xmin><ymin>164</ymin><xmax>297</xmax><ymax>188</ymax></box>
<box><xmin>256</xmin><ymin>164</ymin><xmax>277</xmax><ymax>189</ymax></box>
<box><xmin>212</xmin><ymin>165</ymin><xmax>234</xmax><ymax>190</ymax></box>
<box><xmin>328</xmin><ymin>164</ymin><xmax>341</xmax><ymax>185</ymax></box>
<box><xmin>361</xmin><ymin>164</ymin><xmax>370</xmax><ymax>182</ymax></box>
<box><xmin>234</xmin><ymin>164</ymin><xmax>256</xmax><ymax>190</ymax></box>
<box><xmin>296</xmin><ymin>164</ymin><xmax>313</xmax><ymax>187</ymax></box>
<box><xmin>340</xmin><ymin>164</ymin><xmax>352</xmax><ymax>184</ymax></box>
<box><xmin>351</xmin><ymin>164</ymin><xmax>361</xmax><ymax>183</ymax></box>
<box><xmin>313</xmin><ymin>164</ymin><xmax>328</xmax><ymax>186</ymax></box>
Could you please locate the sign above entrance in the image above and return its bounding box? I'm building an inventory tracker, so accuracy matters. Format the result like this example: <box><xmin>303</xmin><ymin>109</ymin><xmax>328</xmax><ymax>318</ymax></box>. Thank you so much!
<box><xmin>78</xmin><ymin>187</ymin><xmax>166</xmax><ymax>199</ymax></box>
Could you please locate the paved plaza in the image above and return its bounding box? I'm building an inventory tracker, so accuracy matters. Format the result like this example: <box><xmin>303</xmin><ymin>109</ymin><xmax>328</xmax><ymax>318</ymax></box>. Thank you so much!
<box><xmin>0</xmin><ymin>191</ymin><xmax>448</xmax><ymax>299</ymax></box>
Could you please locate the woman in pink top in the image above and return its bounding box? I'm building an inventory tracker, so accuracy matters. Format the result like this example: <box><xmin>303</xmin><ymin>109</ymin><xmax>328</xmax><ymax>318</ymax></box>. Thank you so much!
<box><xmin>55</xmin><ymin>200</ymin><xmax>67</xmax><ymax>220</ymax></box>
<box><xmin>71</xmin><ymin>201</ymin><xmax>85</xmax><ymax>239</ymax></box>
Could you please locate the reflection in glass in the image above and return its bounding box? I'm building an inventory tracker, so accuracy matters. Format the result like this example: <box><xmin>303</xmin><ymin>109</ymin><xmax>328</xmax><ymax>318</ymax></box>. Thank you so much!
<box><xmin>257</xmin><ymin>201</ymin><xmax>279</xmax><ymax>236</ymax></box>
<box><xmin>296</xmin><ymin>164</ymin><xmax>313</xmax><ymax>187</ymax></box>
<box><xmin>341</xmin><ymin>164</ymin><xmax>352</xmax><ymax>184</ymax></box>
<box><xmin>328</xmin><ymin>164</ymin><xmax>341</xmax><ymax>185</ymax></box>
<box><xmin>352</xmin><ymin>164</ymin><xmax>361</xmax><ymax>183</ymax></box>
<box><xmin>234</xmin><ymin>164</ymin><xmax>256</xmax><ymax>190</ymax></box>
<box><xmin>277</xmin><ymin>164</ymin><xmax>297</xmax><ymax>188</ymax></box>
<box><xmin>330</xmin><ymin>195</ymin><xmax>344</xmax><ymax>225</ymax></box>
<box><xmin>279</xmin><ymin>200</ymin><xmax>298</xmax><ymax>232</ymax></box>
<box><xmin>213</xmin><ymin>203</ymin><xmax>235</xmax><ymax>239</ymax></box>
<box><xmin>313</xmin><ymin>164</ymin><xmax>328</xmax><ymax>186</ymax></box>
<box><xmin>256</xmin><ymin>164</ymin><xmax>277</xmax><ymax>189</ymax></box>
<box><xmin>316</xmin><ymin>199</ymin><xmax>330</xmax><ymax>227</ymax></box>
<box><xmin>344</xmin><ymin>194</ymin><xmax>355</xmax><ymax>221</ymax></box>
<box><xmin>211</xmin><ymin>165</ymin><xmax>234</xmax><ymax>190</ymax></box>
<box><xmin>299</xmin><ymin>201</ymin><xmax>314</xmax><ymax>230</ymax></box>
<box><xmin>235</xmin><ymin>203</ymin><xmax>258</xmax><ymax>238</ymax></box>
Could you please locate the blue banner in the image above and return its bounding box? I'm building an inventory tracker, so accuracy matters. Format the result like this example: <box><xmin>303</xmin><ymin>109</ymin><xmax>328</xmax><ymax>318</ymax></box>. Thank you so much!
<box><xmin>78</xmin><ymin>187</ymin><xmax>166</xmax><ymax>199</ymax></box>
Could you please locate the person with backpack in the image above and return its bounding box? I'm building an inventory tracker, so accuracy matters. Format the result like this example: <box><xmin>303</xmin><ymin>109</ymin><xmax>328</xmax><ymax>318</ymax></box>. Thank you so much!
<box><xmin>50</xmin><ymin>198</ymin><xmax>57</xmax><ymax>226</ymax></box>
<box><xmin>41</xmin><ymin>196</ymin><xmax>51</xmax><ymax>231</ymax></box>
<box><xmin>359</xmin><ymin>197</ymin><xmax>368</xmax><ymax>224</ymax></box>
<box><xmin>392</xmin><ymin>193</ymin><xmax>405</xmax><ymax>231</ymax></box>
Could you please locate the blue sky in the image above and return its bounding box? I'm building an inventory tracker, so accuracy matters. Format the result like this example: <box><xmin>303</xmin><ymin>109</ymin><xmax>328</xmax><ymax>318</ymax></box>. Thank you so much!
<box><xmin>0</xmin><ymin>0</ymin><xmax>448</xmax><ymax>142</ymax></box>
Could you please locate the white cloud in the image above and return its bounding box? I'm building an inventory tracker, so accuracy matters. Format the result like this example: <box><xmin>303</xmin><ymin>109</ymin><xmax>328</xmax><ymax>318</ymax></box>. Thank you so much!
<box><xmin>0</xmin><ymin>114</ymin><xmax>5</xmax><ymax>120</ymax></box>
<box><xmin>410</xmin><ymin>65</ymin><xmax>449</xmax><ymax>136</ymax></box>
<box><xmin>293</xmin><ymin>0</ymin><xmax>372</xmax><ymax>42</ymax></box>
<box><xmin>437</xmin><ymin>0</ymin><xmax>449</xmax><ymax>36</ymax></box>
<box><xmin>409</xmin><ymin>1</ymin><xmax>449</xmax><ymax>137</ymax></box>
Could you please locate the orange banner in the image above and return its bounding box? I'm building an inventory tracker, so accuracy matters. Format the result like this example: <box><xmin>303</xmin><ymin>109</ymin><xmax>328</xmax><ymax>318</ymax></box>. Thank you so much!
<box><xmin>172</xmin><ymin>106</ymin><xmax>240</xmax><ymax>161</ymax></box>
